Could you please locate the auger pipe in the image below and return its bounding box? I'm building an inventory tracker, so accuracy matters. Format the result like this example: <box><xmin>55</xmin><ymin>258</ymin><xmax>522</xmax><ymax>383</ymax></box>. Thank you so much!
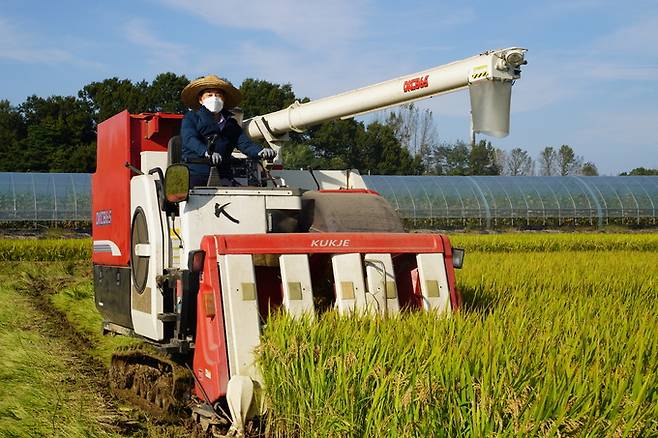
<box><xmin>243</xmin><ymin>47</ymin><xmax>527</xmax><ymax>141</ymax></box>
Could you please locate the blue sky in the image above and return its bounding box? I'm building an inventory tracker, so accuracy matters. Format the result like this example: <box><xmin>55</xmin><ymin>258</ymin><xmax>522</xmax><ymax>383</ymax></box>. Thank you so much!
<box><xmin>1</xmin><ymin>0</ymin><xmax>657</xmax><ymax>174</ymax></box>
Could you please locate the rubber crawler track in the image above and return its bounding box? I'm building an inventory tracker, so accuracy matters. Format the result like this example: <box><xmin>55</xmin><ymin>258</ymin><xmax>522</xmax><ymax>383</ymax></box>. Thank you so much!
<box><xmin>110</xmin><ymin>345</ymin><xmax>195</xmax><ymax>422</ymax></box>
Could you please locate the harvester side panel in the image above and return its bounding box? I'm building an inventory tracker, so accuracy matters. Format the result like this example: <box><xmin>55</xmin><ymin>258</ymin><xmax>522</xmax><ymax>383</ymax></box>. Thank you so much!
<box><xmin>92</xmin><ymin>112</ymin><xmax>182</xmax><ymax>266</ymax></box>
<box><xmin>92</xmin><ymin>111</ymin><xmax>132</xmax><ymax>266</ymax></box>
<box><xmin>440</xmin><ymin>235</ymin><xmax>462</xmax><ymax>310</ymax></box>
<box><xmin>193</xmin><ymin>237</ymin><xmax>231</xmax><ymax>403</ymax></box>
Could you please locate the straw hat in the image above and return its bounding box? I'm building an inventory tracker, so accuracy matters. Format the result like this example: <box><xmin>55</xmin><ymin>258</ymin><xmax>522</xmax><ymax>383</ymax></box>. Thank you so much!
<box><xmin>181</xmin><ymin>75</ymin><xmax>242</xmax><ymax>110</ymax></box>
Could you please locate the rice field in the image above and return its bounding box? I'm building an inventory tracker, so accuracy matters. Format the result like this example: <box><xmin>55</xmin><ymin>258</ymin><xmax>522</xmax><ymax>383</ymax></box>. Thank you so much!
<box><xmin>2</xmin><ymin>232</ymin><xmax>657</xmax><ymax>262</ymax></box>
<box><xmin>0</xmin><ymin>233</ymin><xmax>656</xmax><ymax>437</ymax></box>
<box><xmin>257</xmin><ymin>239</ymin><xmax>658</xmax><ymax>437</ymax></box>
<box><xmin>0</xmin><ymin>238</ymin><xmax>90</xmax><ymax>261</ymax></box>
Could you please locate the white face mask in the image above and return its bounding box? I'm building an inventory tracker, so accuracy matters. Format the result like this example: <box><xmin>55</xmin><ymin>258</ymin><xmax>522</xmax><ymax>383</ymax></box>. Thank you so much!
<box><xmin>201</xmin><ymin>96</ymin><xmax>224</xmax><ymax>113</ymax></box>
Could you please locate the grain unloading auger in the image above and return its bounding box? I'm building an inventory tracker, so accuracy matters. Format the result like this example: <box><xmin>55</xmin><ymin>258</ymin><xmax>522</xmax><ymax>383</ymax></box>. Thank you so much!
<box><xmin>92</xmin><ymin>47</ymin><xmax>526</xmax><ymax>435</ymax></box>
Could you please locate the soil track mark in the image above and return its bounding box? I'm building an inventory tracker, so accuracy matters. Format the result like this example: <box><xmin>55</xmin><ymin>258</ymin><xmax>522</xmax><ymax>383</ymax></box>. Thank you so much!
<box><xmin>11</xmin><ymin>269</ymin><xmax>145</xmax><ymax>436</ymax></box>
<box><xmin>0</xmin><ymin>263</ymin><xmax>197</xmax><ymax>438</ymax></box>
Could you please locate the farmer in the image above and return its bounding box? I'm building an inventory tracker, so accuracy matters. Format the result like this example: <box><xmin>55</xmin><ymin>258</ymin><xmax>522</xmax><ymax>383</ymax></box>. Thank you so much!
<box><xmin>180</xmin><ymin>75</ymin><xmax>276</xmax><ymax>186</ymax></box>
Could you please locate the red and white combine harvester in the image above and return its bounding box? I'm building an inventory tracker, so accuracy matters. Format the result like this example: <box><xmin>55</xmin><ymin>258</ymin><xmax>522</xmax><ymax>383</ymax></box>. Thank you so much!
<box><xmin>92</xmin><ymin>48</ymin><xmax>526</xmax><ymax>434</ymax></box>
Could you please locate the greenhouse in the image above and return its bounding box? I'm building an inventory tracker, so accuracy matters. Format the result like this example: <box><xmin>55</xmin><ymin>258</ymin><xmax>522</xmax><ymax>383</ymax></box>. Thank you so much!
<box><xmin>362</xmin><ymin>175</ymin><xmax>658</xmax><ymax>227</ymax></box>
<box><xmin>0</xmin><ymin>173</ymin><xmax>657</xmax><ymax>228</ymax></box>
<box><xmin>0</xmin><ymin>173</ymin><xmax>91</xmax><ymax>221</ymax></box>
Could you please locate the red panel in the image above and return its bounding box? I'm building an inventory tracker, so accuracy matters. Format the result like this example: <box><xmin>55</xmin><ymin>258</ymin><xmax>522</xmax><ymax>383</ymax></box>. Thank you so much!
<box><xmin>440</xmin><ymin>235</ymin><xmax>462</xmax><ymax>310</ymax></box>
<box><xmin>92</xmin><ymin>112</ymin><xmax>182</xmax><ymax>266</ymax></box>
<box><xmin>92</xmin><ymin>111</ymin><xmax>132</xmax><ymax>265</ymax></box>
<box><xmin>193</xmin><ymin>236</ymin><xmax>230</xmax><ymax>402</ymax></box>
<box><xmin>214</xmin><ymin>232</ymin><xmax>445</xmax><ymax>255</ymax></box>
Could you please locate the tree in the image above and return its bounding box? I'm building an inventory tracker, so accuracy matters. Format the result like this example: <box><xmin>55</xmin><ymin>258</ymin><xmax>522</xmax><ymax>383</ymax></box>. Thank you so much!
<box><xmin>432</xmin><ymin>141</ymin><xmax>470</xmax><ymax>175</ymax></box>
<box><xmin>385</xmin><ymin>103</ymin><xmax>438</xmax><ymax>171</ymax></box>
<box><xmin>494</xmin><ymin>148</ymin><xmax>507</xmax><ymax>175</ymax></box>
<box><xmin>557</xmin><ymin>144</ymin><xmax>582</xmax><ymax>176</ymax></box>
<box><xmin>580</xmin><ymin>162</ymin><xmax>599</xmax><ymax>176</ymax></box>
<box><xmin>469</xmin><ymin>139</ymin><xmax>500</xmax><ymax>175</ymax></box>
<box><xmin>358</xmin><ymin>121</ymin><xmax>422</xmax><ymax>175</ymax></box>
<box><xmin>281</xmin><ymin>142</ymin><xmax>324</xmax><ymax>170</ymax></box>
<box><xmin>0</xmin><ymin>100</ymin><xmax>26</xmax><ymax>171</ymax></box>
<box><xmin>538</xmin><ymin>146</ymin><xmax>557</xmax><ymax>176</ymax></box>
<box><xmin>147</xmin><ymin>72</ymin><xmax>190</xmax><ymax>113</ymax></box>
<box><xmin>620</xmin><ymin>167</ymin><xmax>658</xmax><ymax>176</ymax></box>
<box><xmin>305</xmin><ymin>119</ymin><xmax>362</xmax><ymax>169</ymax></box>
<box><xmin>506</xmin><ymin>147</ymin><xmax>534</xmax><ymax>176</ymax></box>
<box><xmin>14</xmin><ymin>95</ymin><xmax>96</xmax><ymax>172</ymax></box>
<box><xmin>78</xmin><ymin>78</ymin><xmax>150</xmax><ymax>124</ymax></box>
<box><xmin>239</xmin><ymin>79</ymin><xmax>297</xmax><ymax>119</ymax></box>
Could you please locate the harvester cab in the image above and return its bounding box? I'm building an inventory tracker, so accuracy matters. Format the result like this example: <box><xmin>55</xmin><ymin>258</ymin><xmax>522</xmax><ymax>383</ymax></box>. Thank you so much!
<box><xmin>92</xmin><ymin>47</ymin><xmax>526</xmax><ymax>434</ymax></box>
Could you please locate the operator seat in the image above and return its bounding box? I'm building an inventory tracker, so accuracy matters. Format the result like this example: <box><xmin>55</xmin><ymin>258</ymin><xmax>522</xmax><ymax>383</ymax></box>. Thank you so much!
<box><xmin>167</xmin><ymin>134</ymin><xmax>218</xmax><ymax>187</ymax></box>
<box><xmin>167</xmin><ymin>135</ymin><xmax>182</xmax><ymax>166</ymax></box>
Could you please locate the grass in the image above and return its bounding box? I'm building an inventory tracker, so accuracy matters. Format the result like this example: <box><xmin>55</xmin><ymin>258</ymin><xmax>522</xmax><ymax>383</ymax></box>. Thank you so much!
<box><xmin>258</xmin><ymin>249</ymin><xmax>658</xmax><ymax>437</ymax></box>
<box><xmin>15</xmin><ymin>261</ymin><xmax>139</xmax><ymax>365</ymax></box>
<box><xmin>0</xmin><ymin>262</ymin><xmax>189</xmax><ymax>438</ymax></box>
<box><xmin>0</xmin><ymin>265</ymin><xmax>122</xmax><ymax>437</ymax></box>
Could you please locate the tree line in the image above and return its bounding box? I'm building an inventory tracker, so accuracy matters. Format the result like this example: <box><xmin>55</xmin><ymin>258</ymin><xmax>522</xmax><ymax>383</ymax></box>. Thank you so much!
<box><xmin>0</xmin><ymin>72</ymin><xmax>654</xmax><ymax>176</ymax></box>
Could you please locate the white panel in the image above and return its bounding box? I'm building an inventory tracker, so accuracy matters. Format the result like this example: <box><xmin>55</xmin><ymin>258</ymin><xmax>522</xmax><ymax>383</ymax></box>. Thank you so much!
<box><xmin>364</xmin><ymin>253</ymin><xmax>399</xmax><ymax>315</ymax></box>
<box><xmin>331</xmin><ymin>253</ymin><xmax>367</xmax><ymax>315</ymax></box>
<box><xmin>279</xmin><ymin>254</ymin><xmax>314</xmax><ymax>319</ymax></box>
<box><xmin>130</xmin><ymin>174</ymin><xmax>165</xmax><ymax>341</ymax></box>
<box><xmin>416</xmin><ymin>253</ymin><xmax>450</xmax><ymax>314</ymax></box>
<box><xmin>178</xmin><ymin>188</ymin><xmax>301</xmax><ymax>270</ymax></box>
<box><xmin>264</xmin><ymin>195</ymin><xmax>302</xmax><ymax>210</ymax></box>
<box><xmin>140</xmin><ymin>151</ymin><xmax>168</xmax><ymax>174</ymax></box>
<box><xmin>181</xmin><ymin>195</ymin><xmax>267</xmax><ymax>267</ymax></box>
<box><xmin>219</xmin><ymin>255</ymin><xmax>262</xmax><ymax>381</ymax></box>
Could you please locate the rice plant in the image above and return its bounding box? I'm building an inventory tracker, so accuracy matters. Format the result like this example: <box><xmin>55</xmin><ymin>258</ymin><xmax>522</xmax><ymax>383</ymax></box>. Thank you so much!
<box><xmin>258</xmin><ymin>249</ymin><xmax>658</xmax><ymax>437</ymax></box>
<box><xmin>0</xmin><ymin>239</ymin><xmax>90</xmax><ymax>261</ymax></box>
<box><xmin>448</xmin><ymin>233</ymin><xmax>658</xmax><ymax>253</ymax></box>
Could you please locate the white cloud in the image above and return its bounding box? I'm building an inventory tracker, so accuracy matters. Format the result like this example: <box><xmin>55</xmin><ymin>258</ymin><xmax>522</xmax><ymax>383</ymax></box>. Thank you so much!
<box><xmin>194</xmin><ymin>39</ymin><xmax>419</xmax><ymax>102</ymax></box>
<box><xmin>0</xmin><ymin>17</ymin><xmax>72</xmax><ymax>63</ymax></box>
<box><xmin>585</xmin><ymin>64</ymin><xmax>658</xmax><ymax>81</ymax></box>
<box><xmin>122</xmin><ymin>18</ymin><xmax>190</xmax><ymax>70</ymax></box>
<box><xmin>596</xmin><ymin>17</ymin><xmax>658</xmax><ymax>56</ymax></box>
<box><xmin>156</xmin><ymin>0</ymin><xmax>366</xmax><ymax>50</ymax></box>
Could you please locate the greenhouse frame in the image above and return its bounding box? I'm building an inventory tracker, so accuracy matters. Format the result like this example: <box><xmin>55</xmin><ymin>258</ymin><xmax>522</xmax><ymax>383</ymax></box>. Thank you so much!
<box><xmin>0</xmin><ymin>173</ymin><xmax>91</xmax><ymax>221</ymax></box>
<box><xmin>1</xmin><ymin>173</ymin><xmax>657</xmax><ymax>228</ymax></box>
<box><xmin>361</xmin><ymin>175</ymin><xmax>658</xmax><ymax>227</ymax></box>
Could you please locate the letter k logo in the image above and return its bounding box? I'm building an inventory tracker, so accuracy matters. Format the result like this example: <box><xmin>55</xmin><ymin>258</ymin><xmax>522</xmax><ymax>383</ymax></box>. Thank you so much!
<box><xmin>214</xmin><ymin>202</ymin><xmax>240</xmax><ymax>224</ymax></box>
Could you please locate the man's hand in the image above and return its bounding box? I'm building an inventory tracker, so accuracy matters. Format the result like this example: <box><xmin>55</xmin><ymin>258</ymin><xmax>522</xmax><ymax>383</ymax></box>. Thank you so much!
<box><xmin>205</xmin><ymin>151</ymin><xmax>222</xmax><ymax>165</ymax></box>
<box><xmin>258</xmin><ymin>148</ymin><xmax>276</xmax><ymax>160</ymax></box>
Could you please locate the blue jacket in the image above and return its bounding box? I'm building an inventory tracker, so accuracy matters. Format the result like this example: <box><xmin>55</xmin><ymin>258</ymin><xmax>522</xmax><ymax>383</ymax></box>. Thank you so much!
<box><xmin>181</xmin><ymin>107</ymin><xmax>262</xmax><ymax>178</ymax></box>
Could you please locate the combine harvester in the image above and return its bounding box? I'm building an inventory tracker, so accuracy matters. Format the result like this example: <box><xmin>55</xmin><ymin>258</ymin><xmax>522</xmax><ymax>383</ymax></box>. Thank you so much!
<box><xmin>92</xmin><ymin>47</ymin><xmax>527</xmax><ymax>434</ymax></box>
